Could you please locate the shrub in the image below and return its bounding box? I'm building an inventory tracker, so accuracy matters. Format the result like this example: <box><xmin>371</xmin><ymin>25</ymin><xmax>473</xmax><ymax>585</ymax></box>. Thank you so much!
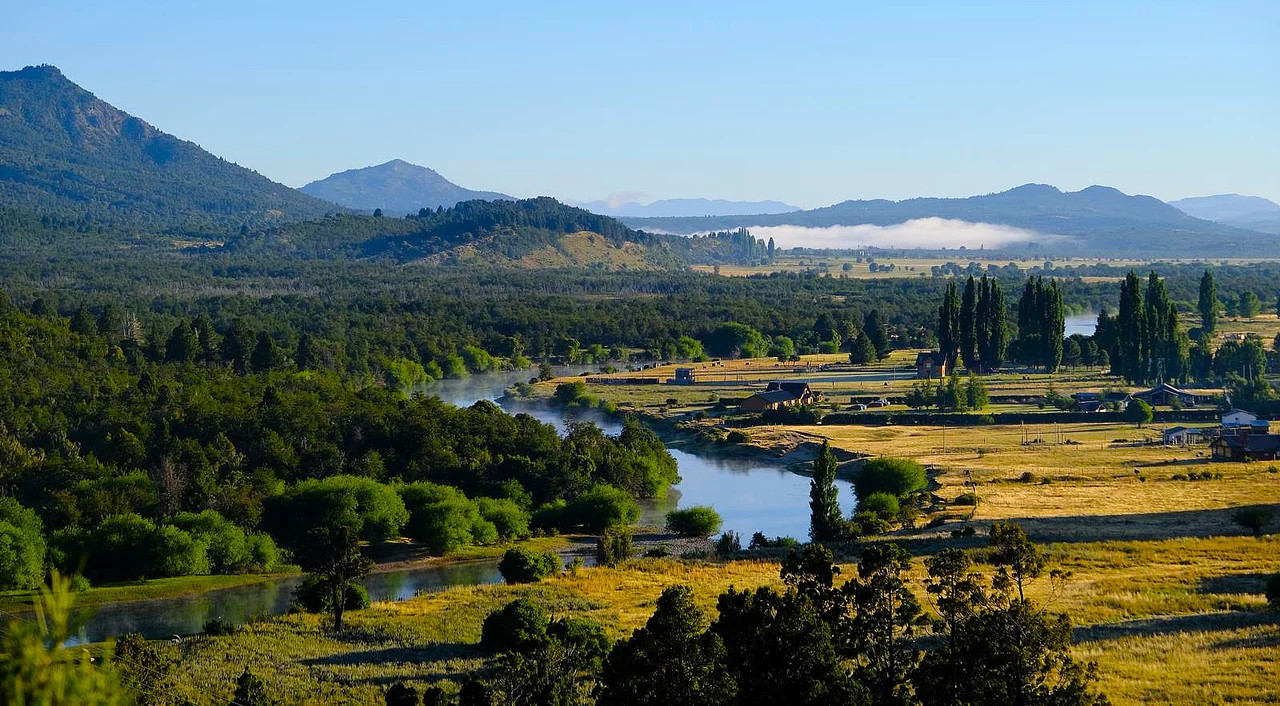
<box><xmin>385</xmin><ymin>682</ymin><xmax>420</xmax><ymax>706</ymax></box>
<box><xmin>271</xmin><ymin>475</ymin><xmax>408</xmax><ymax>549</ymax></box>
<box><xmin>851</xmin><ymin>511</ymin><xmax>890</xmax><ymax>536</ymax></box>
<box><xmin>562</xmin><ymin>485</ymin><xmax>639</xmax><ymax>533</ymax></box>
<box><xmin>291</xmin><ymin>574</ymin><xmax>371</xmax><ymax>613</ymax></box>
<box><xmin>475</xmin><ymin>497</ymin><xmax>531</xmax><ymax>541</ymax></box>
<box><xmin>1018</xmin><ymin>471</ymin><xmax>1037</xmax><ymax>483</ymax></box>
<box><xmin>202</xmin><ymin>617</ymin><xmax>239</xmax><ymax>636</ymax></box>
<box><xmin>480</xmin><ymin>598</ymin><xmax>549</xmax><ymax>652</ymax></box>
<box><xmin>665</xmin><ymin>506</ymin><xmax>723</xmax><ymax>537</ymax></box>
<box><xmin>954</xmin><ymin>492</ymin><xmax>979</xmax><ymax>506</ymax></box>
<box><xmin>715</xmin><ymin>531</ymin><xmax>741</xmax><ymax>556</ymax></box>
<box><xmin>854</xmin><ymin>457</ymin><xmax>928</xmax><ymax>499</ymax></box>
<box><xmin>1233</xmin><ymin>508</ymin><xmax>1273</xmax><ymax>537</ymax></box>
<box><xmin>547</xmin><ymin>616</ymin><xmax>611</xmax><ymax>669</ymax></box>
<box><xmin>1266</xmin><ymin>572</ymin><xmax>1280</xmax><ymax>611</ymax></box>
<box><xmin>168</xmin><ymin>510</ymin><xmax>261</xmax><ymax>574</ymax></box>
<box><xmin>399</xmin><ymin>482</ymin><xmax>495</xmax><ymax>554</ymax></box>
<box><xmin>53</xmin><ymin>513</ymin><xmax>210</xmax><ymax>582</ymax></box>
<box><xmin>725</xmin><ymin>430</ymin><xmax>751</xmax><ymax>444</ymax></box>
<box><xmin>858</xmin><ymin>492</ymin><xmax>900</xmax><ymax>519</ymax></box>
<box><xmin>597</xmin><ymin>526</ymin><xmax>633</xmax><ymax>566</ymax></box>
<box><xmin>0</xmin><ymin>497</ymin><xmax>46</xmax><ymax>590</ymax></box>
<box><xmin>498</xmin><ymin>547</ymin><xmax>561</xmax><ymax>584</ymax></box>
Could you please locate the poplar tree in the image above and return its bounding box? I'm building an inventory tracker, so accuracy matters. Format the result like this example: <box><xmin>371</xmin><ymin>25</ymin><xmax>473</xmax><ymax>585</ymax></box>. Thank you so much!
<box><xmin>809</xmin><ymin>441</ymin><xmax>843</xmax><ymax>542</ymax></box>
<box><xmin>938</xmin><ymin>281</ymin><xmax>960</xmax><ymax>368</ymax></box>
<box><xmin>1040</xmin><ymin>280</ymin><xmax>1064</xmax><ymax>373</ymax></box>
<box><xmin>1198</xmin><ymin>270</ymin><xmax>1217</xmax><ymax>335</ymax></box>
<box><xmin>1117</xmin><ymin>271</ymin><xmax>1146</xmax><ymax>384</ymax></box>
<box><xmin>988</xmin><ymin>278</ymin><xmax>1008</xmax><ymax>367</ymax></box>
<box><xmin>975</xmin><ymin>277</ymin><xmax>992</xmax><ymax>370</ymax></box>
<box><xmin>959</xmin><ymin>276</ymin><xmax>978</xmax><ymax>370</ymax></box>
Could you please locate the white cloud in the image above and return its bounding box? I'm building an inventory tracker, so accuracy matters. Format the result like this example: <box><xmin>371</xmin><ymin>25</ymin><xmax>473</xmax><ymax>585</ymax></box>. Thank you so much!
<box><xmin>745</xmin><ymin>218</ymin><xmax>1055</xmax><ymax>249</ymax></box>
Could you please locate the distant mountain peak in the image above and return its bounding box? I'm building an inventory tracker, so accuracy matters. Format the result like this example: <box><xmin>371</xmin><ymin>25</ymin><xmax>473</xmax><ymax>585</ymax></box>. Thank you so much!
<box><xmin>0</xmin><ymin>64</ymin><xmax>335</xmax><ymax>232</ymax></box>
<box><xmin>1169</xmin><ymin>193</ymin><xmax>1280</xmax><ymax>234</ymax></box>
<box><xmin>300</xmin><ymin>160</ymin><xmax>513</xmax><ymax>213</ymax></box>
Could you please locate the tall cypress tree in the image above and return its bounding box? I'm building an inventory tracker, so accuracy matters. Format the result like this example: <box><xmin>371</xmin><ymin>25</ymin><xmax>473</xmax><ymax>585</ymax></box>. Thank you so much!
<box><xmin>976</xmin><ymin>276</ymin><xmax>992</xmax><ymax>369</ymax></box>
<box><xmin>1117</xmin><ymin>271</ymin><xmax>1145</xmax><ymax>383</ymax></box>
<box><xmin>864</xmin><ymin>310</ymin><xmax>889</xmax><ymax>360</ymax></box>
<box><xmin>938</xmin><ymin>281</ymin><xmax>960</xmax><ymax>368</ymax></box>
<box><xmin>959</xmin><ymin>276</ymin><xmax>978</xmax><ymax>370</ymax></box>
<box><xmin>1198</xmin><ymin>270</ymin><xmax>1217</xmax><ymax>336</ymax></box>
<box><xmin>1144</xmin><ymin>272</ymin><xmax>1173</xmax><ymax>382</ymax></box>
<box><xmin>1040</xmin><ymin>279</ymin><xmax>1064</xmax><ymax>372</ymax></box>
<box><xmin>988</xmin><ymin>279</ymin><xmax>1008</xmax><ymax>368</ymax></box>
<box><xmin>809</xmin><ymin>440</ymin><xmax>843</xmax><ymax>542</ymax></box>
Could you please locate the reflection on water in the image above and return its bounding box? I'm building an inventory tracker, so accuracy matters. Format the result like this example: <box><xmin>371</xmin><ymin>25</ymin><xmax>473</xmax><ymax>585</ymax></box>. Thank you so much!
<box><xmin>76</xmin><ymin>363</ymin><xmax>849</xmax><ymax>642</ymax></box>
<box><xmin>1064</xmin><ymin>312</ymin><xmax>1097</xmax><ymax>337</ymax></box>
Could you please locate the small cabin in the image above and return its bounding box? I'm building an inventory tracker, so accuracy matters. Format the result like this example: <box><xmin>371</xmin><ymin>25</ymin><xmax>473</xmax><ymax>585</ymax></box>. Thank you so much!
<box><xmin>740</xmin><ymin>390</ymin><xmax>805</xmax><ymax>411</ymax></box>
<box><xmin>1211</xmin><ymin>432</ymin><xmax>1280</xmax><ymax>461</ymax></box>
<box><xmin>671</xmin><ymin>367</ymin><xmax>697</xmax><ymax>385</ymax></box>
<box><xmin>1132</xmin><ymin>383</ymin><xmax>1197</xmax><ymax>407</ymax></box>
<box><xmin>915</xmin><ymin>351</ymin><xmax>948</xmax><ymax>379</ymax></box>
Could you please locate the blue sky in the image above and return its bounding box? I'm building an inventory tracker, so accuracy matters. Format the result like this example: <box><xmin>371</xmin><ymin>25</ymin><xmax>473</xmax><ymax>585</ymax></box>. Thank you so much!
<box><xmin>4</xmin><ymin>1</ymin><xmax>1277</xmax><ymax>207</ymax></box>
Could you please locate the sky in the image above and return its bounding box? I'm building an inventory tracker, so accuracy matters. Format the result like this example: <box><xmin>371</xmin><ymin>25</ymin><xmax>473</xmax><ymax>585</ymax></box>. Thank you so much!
<box><xmin>3</xmin><ymin>1</ymin><xmax>1277</xmax><ymax>208</ymax></box>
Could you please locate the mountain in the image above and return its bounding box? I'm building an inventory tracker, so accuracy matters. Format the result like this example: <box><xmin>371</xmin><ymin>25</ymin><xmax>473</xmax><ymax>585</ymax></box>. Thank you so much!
<box><xmin>1168</xmin><ymin>194</ymin><xmax>1280</xmax><ymax>234</ymax></box>
<box><xmin>621</xmin><ymin>184</ymin><xmax>1276</xmax><ymax>255</ymax></box>
<box><xmin>0</xmin><ymin>64</ymin><xmax>335</xmax><ymax>233</ymax></box>
<box><xmin>300</xmin><ymin>159</ymin><xmax>513</xmax><ymax>214</ymax></box>
<box><xmin>577</xmin><ymin>197</ymin><xmax>798</xmax><ymax>218</ymax></box>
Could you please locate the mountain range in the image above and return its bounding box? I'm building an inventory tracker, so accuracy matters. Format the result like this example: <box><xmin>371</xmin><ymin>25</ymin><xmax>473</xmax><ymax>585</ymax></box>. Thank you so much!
<box><xmin>575</xmin><ymin>197</ymin><xmax>798</xmax><ymax>218</ymax></box>
<box><xmin>621</xmin><ymin>184</ymin><xmax>1276</xmax><ymax>255</ymax></box>
<box><xmin>0</xmin><ymin>65</ymin><xmax>334</xmax><ymax>233</ymax></box>
<box><xmin>1168</xmin><ymin>194</ymin><xmax>1280</xmax><ymax>235</ymax></box>
<box><xmin>300</xmin><ymin>159</ymin><xmax>513</xmax><ymax>214</ymax></box>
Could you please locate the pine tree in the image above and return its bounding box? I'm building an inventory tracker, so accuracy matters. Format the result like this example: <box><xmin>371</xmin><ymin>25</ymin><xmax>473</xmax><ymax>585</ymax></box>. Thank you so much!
<box><xmin>864</xmin><ymin>310</ymin><xmax>889</xmax><ymax>360</ymax></box>
<box><xmin>1199</xmin><ymin>270</ymin><xmax>1217</xmax><ymax>335</ymax></box>
<box><xmin>959</xmin><ymin>276</ymin><xmax>978</xmax><ymax>370</ymax></box>
<box><xmin>809</xmin><ymin>441</ymin><xmax>843</xmax><ymax>542</ymax></box>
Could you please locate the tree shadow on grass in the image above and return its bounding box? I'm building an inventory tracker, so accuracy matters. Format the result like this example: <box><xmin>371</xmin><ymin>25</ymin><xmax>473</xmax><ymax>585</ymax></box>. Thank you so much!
<box><xmin>1073</xmin><ymin>610</ymin><xmax>1278</xmax><ymax>644</ymax></box>
<box><xmin>300</xmin><ymin>641</ymin><xmax>484</xmax><ymax>668</ymax></box>
<box><xmin>1197</xmin><ymin>573</ymin><xmax>1274</xmax><ymax>596</ymax></box>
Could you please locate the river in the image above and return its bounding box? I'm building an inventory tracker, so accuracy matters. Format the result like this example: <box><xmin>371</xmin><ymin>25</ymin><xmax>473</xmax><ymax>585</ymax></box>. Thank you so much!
<box><xmin>67</xmin><ymin>366</ymin><xmax>847</xmax><ymax>643</ymax></box>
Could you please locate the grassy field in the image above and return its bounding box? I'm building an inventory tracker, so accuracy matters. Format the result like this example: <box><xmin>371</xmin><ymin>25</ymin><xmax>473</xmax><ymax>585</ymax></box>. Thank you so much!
<box><xmin>160</xmin><ymin>533</ymin><xmax>1278</xmax><ymax>705</ymax></box>
<box><xmin>689</xmin><ymin>255</ymin><xmax>1156</xmax><ymax>279</ymax></box>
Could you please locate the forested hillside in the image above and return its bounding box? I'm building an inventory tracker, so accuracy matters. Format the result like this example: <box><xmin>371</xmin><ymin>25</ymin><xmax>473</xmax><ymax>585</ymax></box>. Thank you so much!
<box><xmin>0</xmin><ymin>65</ymin><xmax>336</xmax><ymax>234</ymax></box>
<box><xmin>300</xmin><ymin>159</ymin><xmax>513</xmax><ymax>213</ymax></box>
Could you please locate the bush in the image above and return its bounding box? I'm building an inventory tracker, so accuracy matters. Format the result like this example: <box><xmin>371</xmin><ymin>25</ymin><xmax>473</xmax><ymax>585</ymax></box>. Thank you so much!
<box><xmin>858</xmin><ymin>492</ymin><xmax>901</xmax><ymax>519</ymax></box>
<box><xmin>385</xmin><ymin>682</ymin><xmax>420</xmax><ymax>706</ymax></box>
<box><xmin>851</xmin><ymin>511</ymin><xmax>891</xmax><ymax>536</ymax></box>
<box><xmin>547</xmin><ymin>616</ymin><xmax>611</xmax><ymax>668</ymax></box>
<box><xmin>0</xmin><ymin>497</ymin><xmax>46</xmax><ymax>590</ymax></box>
<box><xmin>597</xmin><ymin>526</ymin><xmax>633</xmax><ymax>566</ymax></box>
<box><xmin>53</xmin><ymin>513</ymin><xmax>210</xmax><ymax>582</ymax></box>
<box><xmin>665</xmin><ymin>506</ymin><xmax>723</xmax><ymax>537</ymax></box>
<box><xmin>480</xmin><ymin>598</ymin><xmax>549</xmax><ymax>652</ymax></box>
<box><xmin>475</xmin><ymin>497</ymin><xmax>531</xmax><ymax>541</ymax></box>
<box><xmin>558</xmin><ymin>485</ymin><xmax>639</xmax><ymax>533</ymax></box>
<box><xmin>272</xmin><ymin>475</ymin><xmax>408</xmax><ymax>549</ymax></box>
<box><xmin>1267</xmin><ymin>572</ymin><xmax>1280</xmax><ymax>611</ymax></box>
<box><xmin>715</xmin><ymin>531</ymin><xmax>741</xmax><ymax>555</ymax></box>
<box><xmin>725</xmin><ymin>430</ymin><xmax>751</xmax><ymax>444</ymax></box>
<box><xmin>203</xmin><ymin>616</ymin><xmax>239</xmax><ymax>636</ymax></box>
<box><xmin>1233</xmin><ymin>508</ymin><xmax>1273</xmax><ymax>537</ymax></box>
<box><xmin>854</xmin><ymin>457</ymin><xmax>928</xmax><ymax>499</ymax></box>
<box><xmin>399</xmin><ymin>482</ymin><xmax>496</xmax><ymax>554</ymax></box>
<box><xmin>167</xmin><ymin>510</ymin><xmax>277</xmax><ymax>574</ymax></box>
<box><xmin>498</xmin><ymin>547</ymin><xmax>561</xmax><ymax>584</ymax></box>
<box><xmin>291</xmin><ymin>574</ymin><xmax>371</xmax><ymax>613</ymax></box>
<box><xmin>954</xmin><ymin>492</ymin><xmax>979</xmax><ymax>506</ymax></box>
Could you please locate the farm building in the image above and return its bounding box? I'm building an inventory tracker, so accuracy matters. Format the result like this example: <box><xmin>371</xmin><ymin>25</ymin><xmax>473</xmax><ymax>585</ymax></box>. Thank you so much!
<box><xmin>1162</xmin><ymin>426</ymin><xmax>1207</xmax><ymax>445</ymax></box>
<box><xmin>1210</xmin><ymin>432</ymin><xmax>1280</xmax><ymax>461</ymax></box>
<box><xmin>1132</xmin><ymin>383</ymin><xmax>1197</xmax><ymax>407</ymax></box>
<box><xmin>740</xmin><ymin>381</ymin><xmax>820</xmax><ymax>411</ymax></box>
<box><xmin>1222</xmin><ymin>408</ymin><xmax>1259</xmax><ymax>426</ymax></box>
<box><xmin>915</xmin><ymin>351</ymin><xmax>948</xmax><ymax>379</ymax></box>
<box><xmin>671</xmin><ymin>368</ymin><xmax>697</xmax><ymax>385</ymax></box>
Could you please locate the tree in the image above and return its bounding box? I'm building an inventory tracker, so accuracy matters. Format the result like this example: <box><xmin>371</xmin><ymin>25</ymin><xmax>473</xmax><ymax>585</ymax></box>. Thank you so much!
<box><xmin>853</xmin><ymin>458</ymin><xmax>927</xmax><ymax>499</ymax></box>
<box><xmin>965</xmin><ymin>373</ymin><xmax>989</xmax><ymax>410</ymax></box>
<box><xmin>988</xmin><ymin>522</ymin><xmax>1046</xmax><ymax>602</ymax></box>
<box><xmin>959</xmin><ymin>276</ymin><xmax>978</xmax><ymax>370</ymax></box>
<box><xmin>849</xmin><ymin>331</ymin><xmax>877</xmax><ymax>365</ymax></box>
<box><xmin>295</xmin><ymin>332</ymin><xmax>319</xmax><ymax>370</ymax></box>
<box><xmin>864</xmin><ymin>310</ymin><xmax>889</xmax><ymax>360</ymax></box>
<box><xmin>250</xmin><ymin>330</ymin><xmax>279</xmax><ymax>372</ymax></box>
<box><xmin>1199</xmin><ymin>270</ymin><xmax>1218</xmax><ymax>335</ymax></box>
<box><xmin>1117</xmin><ymin>272</ymin><xmax>1146</xmax><ymax>383</ymax></box>
<box><xmin>222</xmin><ymin>318</ymin><xmax>255</xmax><ymax>373</ymax></box>
<box><xmin>705</xmin><ymin>322</ymin><xmax>769</xmax><ymax>359</ymax></box>
<box><xmin>846</xmin><ymin>543</ymin><xmax>922</xmax><ymax>704</ymax></box>
<box><xmin>1040</xmin><ymin>279</ymin><xmax>1065</xmax><ymax>373</ymax></box>
<box><xmin>938</xmin><ymin>281</ymin><xmax>960</xmax><ymax>368</ymax></box>
<box><xmin>1124</xmin><ymin>399</ymin><xmax>1153</xmax><ymax>427</ymax></box>
<box><xmin>0</xmin><ymin>497</ymin><xmax>46</xmax><ymax>590</ymax></box>
<box><xmin>385</xmin><ymin>682</ymin><xmax>420</xmax><ymax>706</ymax></box>
<box><xmin>809</xmin><ymin>440</ymin><xmax>844</xmax><ymax>542</ymax></box>
<box><xmin>1232</xmin><ymin>507</ymin><xmax>1273</xmax><ymax>537</ymax></box>
<box><xmin>481</xmin><ymin>598</ymin><xmax>549</xmax><ymax>652</ymax></box>
<box><xmin>498</xmin><ymin>547</ymin><xmax>561</xmax><ymax>583</ymax></box>
<box><xmin>666</xmin><ymin>507</ymin><xmax>723</xmax><ymax>537</ymax></box>
<box><xmin>1237</xmin><ymin>291</ymin><xmax>1262</xmax><ymax>318</ymax></box>
<box><xmin>297</xmin><ymin>525</ymin><xmax>373</xmax><ymax>631</ymax></box>
<box><xmin>598</xmin><ymin>586</ymin><xmax>736</xmax><ymax>705</ymax></box>
<box><xmin>164</xmin><ymin>319</ymin><xmax>198</xmax><ymax>363</ymax></box>
<box><xmin>70</xmin><ymin>305</ymin><xmax>96</xmax><ymax>335</ymax></box>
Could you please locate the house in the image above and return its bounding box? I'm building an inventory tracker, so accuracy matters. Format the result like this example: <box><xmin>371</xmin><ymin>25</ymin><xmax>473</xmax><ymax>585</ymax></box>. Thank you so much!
<box><xmin>1103</xmin><ymin>391</ymin><xmax>1133</xmax><ymax>406</ymax></box>
<box><xmin>740</xmin><ymin>381</ymin><xmax>821</xmax><ymax>411</ymax></box>
<box><xmin>740</xmin><ymin>389</ymin><xmax>806</xmax><ymax>411</ymax></box>
<box><xmin>915</xmin><ymin>351</ymin><xmax>948</xmax><ymax>379</ymax></box>
<box><xmin>1211</xmin><ymin>432</ymin><xmax>1280</xmax><ymax>461</ymax></box>
<box><xmin>1072</xmin><ymin>392</ymin><xmax>1101</xmax><ymax>403</ymax></box>
<box><xmin>671</xmin><ymin>367</ymin><xmax>697</xmax><ymax>385</ymax></box>
<box><xmin>764</xmin><ymin>381</ymin><xmax>819</xmax><ymax>404</ymax></box>
<box><xmin>1132</xmin><ymin>383</ymin><xmax>1197</xmax><ymax>407</ymax></box>
<box><xmin>1162</xmin><ymin>426</ymin><xmax>1206</xmax><ymax>445</ymax></box>
<box><xmin>1222</xmin><ymin>409</ymin><xmax>1259</xmax><ymax>426</ymax></box>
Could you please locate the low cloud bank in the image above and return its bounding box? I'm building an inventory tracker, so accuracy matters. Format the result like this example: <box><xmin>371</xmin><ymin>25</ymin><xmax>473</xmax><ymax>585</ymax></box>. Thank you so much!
<box><xmin>747</xmin><ymin>218</ymin><xmax>1047</xmax><ymax>250</ymax></box>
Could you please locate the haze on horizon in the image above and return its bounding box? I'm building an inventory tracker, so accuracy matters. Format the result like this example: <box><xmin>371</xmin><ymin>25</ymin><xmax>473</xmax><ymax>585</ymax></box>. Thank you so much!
<box><xmin>3</xmin><ymin>0</ymin><xmax>1276</xmax><ymax>207</ymax></box>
